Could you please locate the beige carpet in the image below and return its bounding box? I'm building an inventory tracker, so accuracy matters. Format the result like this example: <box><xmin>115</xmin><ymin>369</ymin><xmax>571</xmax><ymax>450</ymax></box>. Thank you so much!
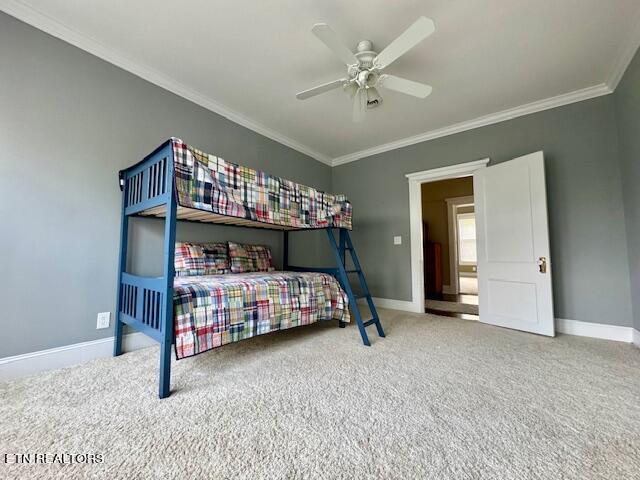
<box><xmin>1</xmin><ymin>310</ymin><xmax>639</xmax><ymax>480</ymax></box>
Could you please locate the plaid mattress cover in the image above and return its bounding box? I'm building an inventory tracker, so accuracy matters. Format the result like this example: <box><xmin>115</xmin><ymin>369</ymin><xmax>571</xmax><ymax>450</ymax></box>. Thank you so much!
<box><xmin>171</xmin><ymin>138</ymin><xmax>353</xmax><ymax>229</ymax></box>
<box><xmin>173</xmin><ymin>271</ymin><xmax>350</xmax><ymax>359</ymax></box>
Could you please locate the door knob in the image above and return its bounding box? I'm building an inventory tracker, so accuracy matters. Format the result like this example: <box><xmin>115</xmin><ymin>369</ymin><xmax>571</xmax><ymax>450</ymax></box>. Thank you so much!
<box><xmin>537</xmin><ymin>256</ymin><xmax>547</xmax><ymax>274</ymax></box>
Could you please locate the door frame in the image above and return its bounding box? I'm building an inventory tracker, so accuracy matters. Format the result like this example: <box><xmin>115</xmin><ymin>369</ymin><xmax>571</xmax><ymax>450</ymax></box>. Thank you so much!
<box><xmin>445</xmin><ymin>195</ymin><xmax>475</xmax><ymax>295</ymax></box>
<box><xmin>406</xmin><ymin>159</ymin><xmax>490</xmax><ymax>313</ymax></box>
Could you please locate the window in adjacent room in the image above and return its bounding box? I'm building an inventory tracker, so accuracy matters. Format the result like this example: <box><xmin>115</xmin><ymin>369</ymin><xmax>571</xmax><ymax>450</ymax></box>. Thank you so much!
<box><xmin>457</xmin><ymin>212</ymin><xmax>477</xmax><ymax>265</ymax></box>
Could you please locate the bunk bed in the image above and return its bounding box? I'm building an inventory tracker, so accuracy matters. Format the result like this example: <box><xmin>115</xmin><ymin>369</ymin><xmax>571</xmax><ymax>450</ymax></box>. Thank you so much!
<box><xmin>114</xmin><ymin>138</ymin><xmax>385</xmax><ymax>398</ymax></box>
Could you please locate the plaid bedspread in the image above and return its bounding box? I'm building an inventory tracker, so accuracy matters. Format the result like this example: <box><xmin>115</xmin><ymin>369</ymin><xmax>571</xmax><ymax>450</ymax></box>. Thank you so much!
<box><xmin>173</xmin><ymin>271</ymin><xmax>350</xmax><ymax>359</ymax></box>
<box><xmin>171</xmin><ymin>138</ymin><xmax>352</xmax><ymax>229</ymax></box>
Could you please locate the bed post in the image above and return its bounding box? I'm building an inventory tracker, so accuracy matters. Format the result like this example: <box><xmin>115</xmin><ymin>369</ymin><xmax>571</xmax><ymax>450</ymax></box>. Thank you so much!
<box><xmin>159</xmin><ymin>158</ymin><xmax>177</xmax><ymax>399</ymax></box>
<box><xmin>114</xmin><ymin>171</ymin><xmax>128</xmax><ymax>357</ymax></box>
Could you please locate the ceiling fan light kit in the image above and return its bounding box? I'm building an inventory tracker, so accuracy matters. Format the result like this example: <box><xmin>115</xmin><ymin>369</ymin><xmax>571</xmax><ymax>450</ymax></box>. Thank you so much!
<box><xmin>296</xmin><ymin>16</ymin><xmax>436</xmax><ymax>122</ymax></box>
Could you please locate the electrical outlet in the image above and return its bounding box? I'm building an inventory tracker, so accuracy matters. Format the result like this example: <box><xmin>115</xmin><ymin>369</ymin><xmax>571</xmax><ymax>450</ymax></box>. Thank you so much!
<box><xmin>96</xmin><ymin>312</ymin><xmax>111</xmax><ymax>329</ymax></box>
<box><xmin>393</xmin><ymin>236</ymin><xmax>402</xmax><ymax>245</ymax></box>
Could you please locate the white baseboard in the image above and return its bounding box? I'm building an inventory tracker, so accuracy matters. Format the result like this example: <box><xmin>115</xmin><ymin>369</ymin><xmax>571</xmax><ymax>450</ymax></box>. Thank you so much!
<box><xmin>0</xmin><ymin>332</ymin><xmax>156</xmax><ymax>382</ymax></box>
<box><xmin>555</xmin><ymin>318</ymin><xmax>634</xmax><ymax>343</ymax></box>
<box><xmin>362</xmin><ymin>297</ymin><xmax>637</xmax><ymax>344</ymax></box>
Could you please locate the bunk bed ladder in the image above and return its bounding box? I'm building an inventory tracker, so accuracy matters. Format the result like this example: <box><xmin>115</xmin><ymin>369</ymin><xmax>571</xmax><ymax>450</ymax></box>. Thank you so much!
<box><xmin>326</xmin><ymin>228</ymin><xmax>385</xmax><ymax>346</ymax></box>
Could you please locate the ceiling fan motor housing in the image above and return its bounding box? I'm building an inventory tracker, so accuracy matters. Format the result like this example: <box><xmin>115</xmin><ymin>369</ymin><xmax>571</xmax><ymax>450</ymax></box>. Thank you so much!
<box><xmin>352</xmin><ymin>40</ymin><xmax>380</xmax><ymax>96</ymax></box>
<box><xmin>354</xmin><ymin>39</ymin><xmax>377</xmax><ymax>69</ymax></box>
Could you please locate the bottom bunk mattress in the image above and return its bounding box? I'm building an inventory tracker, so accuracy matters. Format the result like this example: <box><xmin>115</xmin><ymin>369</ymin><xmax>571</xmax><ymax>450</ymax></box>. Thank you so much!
<box><xmin>173</xmin><ymin>271</ymin><xmax>350</xmax><ymax>359</ymax></box>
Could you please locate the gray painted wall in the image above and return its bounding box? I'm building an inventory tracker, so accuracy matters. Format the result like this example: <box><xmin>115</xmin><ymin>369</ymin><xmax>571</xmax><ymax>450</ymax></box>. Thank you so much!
<box><xmin>0</xmin><ymin>13</ymin><xmax>332</xmax><ymax>357</ymax></box>
<box><xmin>1</xmin><ymin>11</ymin><xmax>637</xmax><ymax>360</ymax></box>
<box><xmin>332</xmin><ymin>95</ymin><xmax>634</xmax><ymax>327</ymax></box>
<box><xmin>614</xmin><ymin>46</ymin><xmax>640</xmax><ymax>331</ymax></box>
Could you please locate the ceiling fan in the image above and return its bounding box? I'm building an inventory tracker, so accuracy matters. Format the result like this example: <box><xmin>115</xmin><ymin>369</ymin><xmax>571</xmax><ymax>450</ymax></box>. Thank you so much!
<box><xmin>296</xmin><ymin>17</ymin><xmax>435</xmax><ymax>122</ymax></box>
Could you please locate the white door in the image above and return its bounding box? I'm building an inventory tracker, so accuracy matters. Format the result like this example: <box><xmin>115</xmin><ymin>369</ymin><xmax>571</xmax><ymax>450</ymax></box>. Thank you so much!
<box><xmin>474</xmin><ymin>151</ymin><xmax>554</xmax><ymax>336</ymax></box>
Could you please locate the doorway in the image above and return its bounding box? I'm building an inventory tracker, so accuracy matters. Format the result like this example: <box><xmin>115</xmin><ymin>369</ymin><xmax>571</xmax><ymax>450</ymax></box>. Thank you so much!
<box><xmin>406</xmin><ymin>152</ymin><xmax>554</xmax><ymax>338</ymax></box>
<box><xmin>405</xmin><ymin>158</ymin><xmax>489</xmax><ymax>315</ymax></box>
<box><xmin>421</xmin><ymin>178</ymin><xmax>478</xmax><ymax>319</ymax></box>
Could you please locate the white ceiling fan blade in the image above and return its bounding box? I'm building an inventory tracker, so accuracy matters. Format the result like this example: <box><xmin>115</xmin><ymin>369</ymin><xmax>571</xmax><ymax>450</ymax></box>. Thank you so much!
<box><xmin>378</xmin><ymin>74</ymin><xmax>433</xmax><ymax>98</ymax></box>
<box><xmin>374</xmin><ymin>17</ymin><xmax>435</xmax><ymax>69</ymax></box>
<box><xmin>352</xmin><ymin>88</ymin><xmax>367</xmax><ymax>122</ymax></box>
<box><xmin>312</xmin><ymin>23</ymin><xmax>358</xmax><ymax>66</ymax></box>
<box><xmin>296</xmin><ymin>78</ymin><xmax>347</xmax><ymax>100</ymax></box>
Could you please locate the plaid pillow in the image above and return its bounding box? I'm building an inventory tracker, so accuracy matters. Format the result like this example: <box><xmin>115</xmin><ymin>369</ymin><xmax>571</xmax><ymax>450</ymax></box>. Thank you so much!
<box><xmin>174</xmin><ymin>242</ymin><xmax>205</xmax><ymax>276</ymax></box>
<box><xmin>175</xmin><ymin>242</ymin><xmax>229</xmax><ymax>276</ymax></box>
<box><xmin>201</xmin><ymin>242</ymin><xmax>229</xmax><ymax>274</ymax></box>
<box><xmin>228</xmin><ymin>242</ymin><xmax>275</xmax><ymax>273</ymax></box>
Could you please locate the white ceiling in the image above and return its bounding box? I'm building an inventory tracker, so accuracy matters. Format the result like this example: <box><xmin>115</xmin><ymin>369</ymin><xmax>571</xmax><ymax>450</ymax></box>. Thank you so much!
<box><xmin>3</xmin><ymin>0</ymin><xmax>640</xmax><ymax>165</ymax></box>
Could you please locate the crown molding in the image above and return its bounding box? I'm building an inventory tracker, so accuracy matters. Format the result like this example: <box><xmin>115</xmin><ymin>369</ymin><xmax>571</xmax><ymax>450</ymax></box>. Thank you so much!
<box><xmin>2</xmin><ymin>1</ymin><xmax>636</xmax><ymax>169</ymax></box>
<box><xmin>605</xmin><ymin>9</ymin><xmax>640</xmax><ymax>90</ymax></box>
<box><xmin>330</xmin><ymin>83</ymin><xmax>612</xmax><ymax>166</ymax></box>
<box><xmin>0</xmin><ymin>0</ymin><xmax>333</xmax><ymax>166</ymax></box>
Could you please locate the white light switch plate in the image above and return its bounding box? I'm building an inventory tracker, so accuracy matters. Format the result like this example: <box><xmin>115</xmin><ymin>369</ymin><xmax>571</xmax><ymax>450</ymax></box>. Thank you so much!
<box><xmin>393</xmin><ymin>236</ymin><xmax>402</xmax><ymax>245</ymax></box>
<box><xmin>96</xmin><ymin>312</ymin><xmax>111</xmax><ymax>329</ymax></box>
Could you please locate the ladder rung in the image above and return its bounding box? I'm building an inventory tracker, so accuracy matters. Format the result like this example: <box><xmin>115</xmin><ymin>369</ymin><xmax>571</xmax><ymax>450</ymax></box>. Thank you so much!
<box><xmin>328</xmin><ymin>228</ymin><xmax>386</xmax><ymax>342</ymax></box>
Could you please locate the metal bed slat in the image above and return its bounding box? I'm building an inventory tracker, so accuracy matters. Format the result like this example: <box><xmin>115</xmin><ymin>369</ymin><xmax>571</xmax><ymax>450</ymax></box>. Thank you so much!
<box><xmin>155</xmin><ymin>292</ymin><xmax>161</xmax><ymax>329</ymax></box>
<box><xmin>152</xmin><ymin>291</ymin><xmax>157</xmax><ymax>328</ymax></box>
<box><xmin>146</xmin><ymin>290</ymin><xmax>150</xmax><ymax>327</ymax></box>
<box><xmin>161</xmin><ymin>158</ymin><xmax>167</xmax><ymax>195</ymax></box>
<box><xmin>146</xmin><ymin>290</ymin><xmax>151</xmax><ymax>327</ymax></box>
<box><xmin>144</xmin><ymin>290</ymin><xmax>148</xmax><ymax>327</ymax></box>
<box><xmin>153</xmin><ymin>164</ymin><xmax>157</xmax><ymax>197</ymax></box>
<box><xmin>147</xmin><ymin>167</ymin><xmax>152</xmax><ymax>200</ymax></box>
<box><xmin>152</xmin><ymin>165</ymin><xmax>156</xmax><ymax>198</ymax></box>
<box><xmin>124</xmin><ymin>285</ymin><xmax>129</xmax><ymax>315</ymax></box>
<box><xmin>126</xmin><ymin>285</ymin><xmax>131</xmax><ymax>315</ymax></box>
<box><xmin>154</xmin><ymin>162</ymin><xmax>159</xmax><ymax>197</ymax></box>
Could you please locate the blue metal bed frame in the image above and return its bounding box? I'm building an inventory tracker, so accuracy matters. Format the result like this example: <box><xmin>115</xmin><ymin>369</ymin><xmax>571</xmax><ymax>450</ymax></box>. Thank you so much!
<box><xmin>114</xmin><ymin>141</ymin><xmax>385</xmax><ymax>398</ymax></box>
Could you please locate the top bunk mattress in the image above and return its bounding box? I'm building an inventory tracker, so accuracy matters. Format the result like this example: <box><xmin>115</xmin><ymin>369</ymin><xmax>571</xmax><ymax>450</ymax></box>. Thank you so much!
<box><xmin>170</xmin><ymin>138</ymin><xmax>352</xmax><ymax>230</ymax></box>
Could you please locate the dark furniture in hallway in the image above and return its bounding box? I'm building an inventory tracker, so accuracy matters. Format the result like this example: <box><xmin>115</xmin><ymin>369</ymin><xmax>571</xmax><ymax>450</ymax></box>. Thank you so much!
<box><xmin>423</xmin><ymin>222</ymin><xmax>443</xmax><ymax>300</ymax></box>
